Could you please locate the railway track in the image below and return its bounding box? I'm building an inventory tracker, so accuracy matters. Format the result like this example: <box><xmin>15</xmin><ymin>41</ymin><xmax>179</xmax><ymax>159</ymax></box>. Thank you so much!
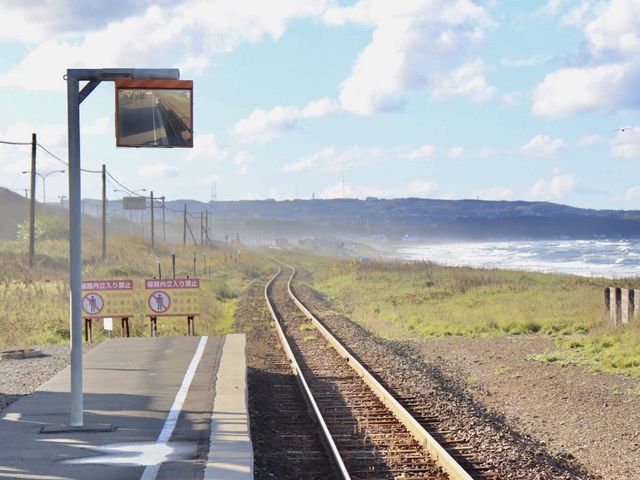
<box><xmin>264</xmin><ymin>263</ymin><xmax>487</xmax><ymax>480</ymax></box>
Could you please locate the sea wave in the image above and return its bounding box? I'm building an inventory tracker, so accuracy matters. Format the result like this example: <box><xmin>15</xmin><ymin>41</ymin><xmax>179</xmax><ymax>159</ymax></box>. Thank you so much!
<box><xmin>395</xmin><ymin>239</ymin><xmax>640</xmax><ymax>278</ymax></box>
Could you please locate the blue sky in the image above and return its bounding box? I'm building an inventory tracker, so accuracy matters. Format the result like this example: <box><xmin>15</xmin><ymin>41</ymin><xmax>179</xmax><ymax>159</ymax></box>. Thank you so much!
<box><xmin>1</xmin><ymin>0</ymin><xmax>640</xmax><ymax>209</ymax></box>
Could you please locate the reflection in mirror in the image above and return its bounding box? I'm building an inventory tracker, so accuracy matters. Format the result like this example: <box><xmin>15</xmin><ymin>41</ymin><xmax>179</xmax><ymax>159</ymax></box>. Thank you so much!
<box><xmin>116</xmin><ymin>85</ymin><xmax>192</xmax><ymax>148</ymax></box>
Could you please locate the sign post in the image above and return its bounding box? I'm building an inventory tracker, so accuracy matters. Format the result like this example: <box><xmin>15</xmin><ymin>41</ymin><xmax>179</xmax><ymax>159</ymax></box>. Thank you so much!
<box><xmin>66</xmin><ymin>68</ymin><xmax>182</xmax><ymax>428</ymax></box>
<box><xmin>144</xmin><ymin>277</ymin><xmax>201</xmax><ymax>335</ymax></box>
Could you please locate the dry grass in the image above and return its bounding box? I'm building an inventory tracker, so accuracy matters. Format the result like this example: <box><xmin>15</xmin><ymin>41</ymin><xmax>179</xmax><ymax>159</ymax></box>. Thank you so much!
<box><xmin>0</xmin><ymin>229</ymin><xmax>267</xmax><ymax>347</ymax></box>
<box><xmin>286</xmin><ymin>252</ymin><xmax>640</xmax><ymax>378</ymax></box>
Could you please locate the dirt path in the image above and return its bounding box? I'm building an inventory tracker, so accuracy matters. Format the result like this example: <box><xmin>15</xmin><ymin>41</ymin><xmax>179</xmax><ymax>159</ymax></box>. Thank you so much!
<box><xmin>415</xmin><ymin>336</ymin><xmax>640</xmax><ymax>479</ymax></box>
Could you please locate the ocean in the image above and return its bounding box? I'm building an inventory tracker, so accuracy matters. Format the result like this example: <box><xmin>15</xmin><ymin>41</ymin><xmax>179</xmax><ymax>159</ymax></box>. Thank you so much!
<box><xmin>395</xmin><ymin>239</ymin><xmax>640</xmax><ymax>278</ymax></box>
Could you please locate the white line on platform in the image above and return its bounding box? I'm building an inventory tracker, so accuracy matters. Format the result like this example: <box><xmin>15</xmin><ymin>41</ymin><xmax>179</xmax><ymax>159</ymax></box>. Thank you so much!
<box><xmin>140</xmin><ymin>335</ymin><xmax>209</xmax><ymax>480</ymax></box>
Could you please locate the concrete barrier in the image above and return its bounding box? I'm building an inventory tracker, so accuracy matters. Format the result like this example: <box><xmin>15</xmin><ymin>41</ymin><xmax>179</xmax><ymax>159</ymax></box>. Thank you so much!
<box><xmin>621</xmin><ymin>288</ymin><xmax>634</xmax><ymax>324</ymax></box>
<box><xmin>611</xmin><ymin>287</ymin><xmax>622</xmax><ymax>326</ymax></box>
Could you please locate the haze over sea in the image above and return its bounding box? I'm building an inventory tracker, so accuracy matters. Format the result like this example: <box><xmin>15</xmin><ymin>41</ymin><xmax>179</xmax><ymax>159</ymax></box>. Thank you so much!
<box><xmin>396</xmin><ymin>239</ymin><xmax>640</xmax><ymax>279</ymax></box>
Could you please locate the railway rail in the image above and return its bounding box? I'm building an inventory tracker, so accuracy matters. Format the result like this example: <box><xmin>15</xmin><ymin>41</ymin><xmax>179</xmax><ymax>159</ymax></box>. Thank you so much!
<box><xmin>264</xmin><ymin>263</ymin><xmax>489</xmax><ymax>480</ymax></box>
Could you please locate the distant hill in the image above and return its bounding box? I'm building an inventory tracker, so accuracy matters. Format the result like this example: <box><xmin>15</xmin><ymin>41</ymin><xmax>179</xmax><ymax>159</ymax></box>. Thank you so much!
<box><xmin>0</xmin><ymin>187</ymin><xmax>104</xmax><ymax>240</ymax></box>
<box><xmin>0</xmin><ymin>188</ymin><xmax>30</xmax><ymax>239</ymax></box>
<box><xmin>174</xmin><ymin>197</ymin><xmax>640</xmax><ymax>241</ymax></box>
<box><xmin>7</xmin><ymin>189</ymin><xmax>640</xmax><ymax>242</ymax></box>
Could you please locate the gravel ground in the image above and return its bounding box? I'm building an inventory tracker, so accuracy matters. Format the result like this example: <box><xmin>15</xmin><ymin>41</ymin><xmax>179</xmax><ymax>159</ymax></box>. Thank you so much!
<box><xmin>235</xmin><ymin>280</ymin><xmax>335</xmax><ymax>479</ymax></box>
<box><xmin>294</xmin><ymin>281</ymin><xmax>601</xmax><ymax>479</ymax></box>
<box><xmin>0</xmin><ymin>344</ymin><xmax>94</xmax><ymax>413</ymax></box>
<box><xmin>413</xmin><ymin>336</ymin><xmax>640</xmax><ymax>480</ymax></box>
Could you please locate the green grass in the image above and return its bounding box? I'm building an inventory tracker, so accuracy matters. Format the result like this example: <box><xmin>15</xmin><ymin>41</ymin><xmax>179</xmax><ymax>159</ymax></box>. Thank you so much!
<box><xmin>0</xmin><ymin>230</ymin><xmax>266</xmax><ymax>346</ymax></box>
<box><xmin>284</xmin><ymin>252</ymin><xmax>640</xmax><ymax>378</ymax></box>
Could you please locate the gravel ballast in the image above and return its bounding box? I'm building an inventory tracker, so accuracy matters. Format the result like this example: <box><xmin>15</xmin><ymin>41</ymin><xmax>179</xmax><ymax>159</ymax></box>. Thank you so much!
<box><xmin>294</xmin><ymin>281</ymin><xmax>604</xmax><ymax>479</ymax></box>
<box><xmin>0</xmin><ymin>344</ymin><xmax>93</xmax><ymax>413</ymax></box>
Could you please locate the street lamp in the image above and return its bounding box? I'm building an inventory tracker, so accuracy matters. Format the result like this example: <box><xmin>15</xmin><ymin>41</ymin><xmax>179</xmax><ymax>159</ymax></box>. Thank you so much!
<box><xmin>22</xmin><ymin>169</ymin><xmax>65</xmax><ymax>204</ymax></box>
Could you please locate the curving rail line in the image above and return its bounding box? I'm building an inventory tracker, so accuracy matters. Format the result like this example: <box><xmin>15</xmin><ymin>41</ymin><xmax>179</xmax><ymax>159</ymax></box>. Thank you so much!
<box><xmin>264</xmin><ymin>262</ymin><xmax>475</xmax><ymax>480</ymax></box>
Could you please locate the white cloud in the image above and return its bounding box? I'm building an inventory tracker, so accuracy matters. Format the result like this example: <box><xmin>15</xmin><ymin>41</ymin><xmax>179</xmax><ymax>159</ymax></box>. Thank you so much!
<box><xmin>533</xmin><ymin>63</ymin><xmax>635</xmax><ymax>117</ymax></box>
<box><xmin>0</xmin><ymin>121</ymin><xmax>67</xmax><ymax>173</ymax></box>
<box><xmin>500</xmin><ymin>91</ymin><xmax>523</xmax><ymax>107</ymax></box>
<box><xmin>431</xmin><ymin>59</ymin><xmax>495</xmax><ymax>102</ymax></box>
<box><xmin>137</xmin><ymin>163</ymin><xmax>179</xmax><ymax>177</ymax></box>
<box><xmin>81</xmin><ymin>116</ymin><xmax>109</xmax><ymax>136</ymax></box>
<box><xmin>501</xmin><ymin>54</ymin><xmax>550</xmax><ymax>67</ymax></box>
<box><xmin>476</xmin><ymin>187</ymin><xmax>514</xmax><ymax>200</ymax></box>
<box><xmin>405</xmin><ymin>145</ymin><xmax>435</xmax><ymax>160</ymax></box>
<box><xmin>321</xmin><ymin>178</ymin><xmax>436</xmax><ymax>199</ymax></box>
<box><xmin>198</xmin><ymin>174</ymin><xmax>220</xmax><ymax>186</ymax></box>
<box><xmin>0</xmin><ymin>0</ymin><xmax>328</xmax><ymax>91</ymax></box>
<box><xmin>521</xmin><ymin>134</ymin><xmax>567</xmax><ymax>157</ymax></box>
<box><xmin>537</xmin><ymin>0</ymin><xmax>572</xmax><ymax>17</ymax></box>
<box><xmin>448</xmin><ymin>146</ymin><xmax>465</xmax><ymax>158</ymax></box>
<box><xmin>561</xmin><ymin>1</ymin><xmax>592</xmax><ymax>28</ymax></box>
<box><xmin>529</xmin><ymin>171</ymin><xmax>576</xmax><ymax>200</ymax></box>
<box><xmin>326</xmin><ymin>0</ymin><xmax>493</xmax><ymax>115</ymax></box>
<box><xmin>233</xmin><ymin>151</ymin><xmax>254</xmax><ymax>175</ymax></box>
<box><xmin>185</xmin><ymin>134</ymin><xmax>228</xmax><ymax>161</ymax></box>
<box><xmin>611</xmin><ymin>126</ymin><xmax>640</xmax><ymax>158</ymax></box>
<box><xmin>402</xmin><ymin>180</ymin><xmax>436</xmax><ymax>197</ymax></box>
<box><xmin>0</xmin><ymin>1</ymin><xmax>171</xmax><ymax>42</ymax></box>
<box><xmin>625</xmin><ymin>185</ymin><xmax>640</xmax><ymax>199</ymax></box>
<box><xmin>533</xmin><ymin>0</ymin><xmax>640</xmax><ymax>117</ymax></box>
<box><xmin>281</xmin><ymin>146</ymin><xmax>379</xmax><ymax>173</ymax></box>
<box><xmin>579</xmin><ymin>134</ymin><xmax>602</xmax><ymax>146</ymax></box>
<box><xmin>233</xmin><ymin>98</ymin><xmax>340</xmax><ymax>144</ymax></box>
<box><xmin>178</xmin><ymin>56</ymin><xmax>210</xmax><ymax>75</ymax></box>
<box><xmin>281</xmin><ymin>151</ymin><xmax>324</xmax><ymax>173</ymax></box>
<box><xmin>477</xmin><ymin>147</ymin><xmax>496</xmax><ymax>158</ymax></box>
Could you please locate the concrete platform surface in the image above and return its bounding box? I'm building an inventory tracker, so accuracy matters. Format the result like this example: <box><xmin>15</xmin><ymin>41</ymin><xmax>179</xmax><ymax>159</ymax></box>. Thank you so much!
<box><xmin>0</xmin><ymin>335</ymin><xmax>253</xmax><ymax>480</ymax></box>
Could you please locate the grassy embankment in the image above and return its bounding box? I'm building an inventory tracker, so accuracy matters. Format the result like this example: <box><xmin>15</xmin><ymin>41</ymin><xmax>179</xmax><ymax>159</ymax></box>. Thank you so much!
<box><xmin>0</xmin><ymin>224</ymin><xmax>268</xmax><ymax>346</ymax></box>
<box><xmin>287</xmin><ymin>252</ymin><xmax>640</xmax><ymax>379</ymax></box>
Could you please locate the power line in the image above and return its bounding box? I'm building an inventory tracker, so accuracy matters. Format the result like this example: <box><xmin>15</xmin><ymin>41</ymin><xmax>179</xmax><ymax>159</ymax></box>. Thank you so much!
<box><xmin>36</xmin><ymin>143</ymin><xmax>67</xmax><ymax>166</ymax></box>
<box><xmin>0</xmin><ymin>139</ymin><xmax>31</xmax><ymax>146</ymax></box>
<box><xmin>106</xmin><ymin>172</ymin><xmax>139</xmax><ymax>196</ymax></box>
<box><xmin>5</xmin><ymin>137</ymin><xmax>188</xmax><ymax>219</ymax></box>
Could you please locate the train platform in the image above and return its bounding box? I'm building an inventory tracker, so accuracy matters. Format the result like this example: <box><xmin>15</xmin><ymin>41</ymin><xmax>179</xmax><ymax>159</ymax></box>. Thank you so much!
<box><xmin>0</xmin><ymin>334</ymin><xmax>252</xmax><ymax>480</ymax></box>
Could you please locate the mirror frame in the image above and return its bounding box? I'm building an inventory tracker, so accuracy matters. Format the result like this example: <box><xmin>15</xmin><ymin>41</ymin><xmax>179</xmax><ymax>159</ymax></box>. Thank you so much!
<box><xmin>115</xmin><ymin>79</ymin><xmax>193</xmax><ymax>148</ymax></box>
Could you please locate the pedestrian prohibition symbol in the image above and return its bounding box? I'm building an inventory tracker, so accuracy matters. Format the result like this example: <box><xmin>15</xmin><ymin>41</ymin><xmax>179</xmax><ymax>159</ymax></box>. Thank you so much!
<box><xmin>82</xmin><ymin>293</ymin><xmax>104</xmax><ymax>316</ymax></box>
<box><xmin>144</xmin><ymin>278</ymin><xmax>200</xmax><ymax>317</ymax></box>
<box><xmin>148</xmin><ymin>291</ymin><xmax>171</xmax><ymax>314</ymax></box>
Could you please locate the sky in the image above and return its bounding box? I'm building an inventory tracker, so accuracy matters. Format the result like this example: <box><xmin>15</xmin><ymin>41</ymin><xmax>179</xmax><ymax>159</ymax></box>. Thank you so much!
<box><xmin>1</xmin><ymin>0</ymin><xmax>640</xmax><ymax>209</ymax></box>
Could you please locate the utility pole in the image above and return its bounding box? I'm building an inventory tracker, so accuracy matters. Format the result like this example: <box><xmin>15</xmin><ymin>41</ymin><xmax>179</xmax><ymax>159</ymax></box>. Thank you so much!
<box><xmin>150</xmin><ymin>190</ymin><xmax>155</xmax><ymax>248</ymax></box>
<box><xmin>101</xmin><ymin>164</ymin><xmax>107</xmax><ymax>259</ymax></box>
<box><xmin>200</xmin><ymin>211</ymin><xmax>204</xmax><ymax>246</ymax></box>
<box><xmin>205</xmin><ymin>210</ymin><xmax>209</xmax><ymax>246</ymax></box>
<box><xmin>183</xmin><ymin>203</ymin><xmax>187</xmax><ymax>245</ymax></box>
<box><xmin>161</xmin><ymin>196</ymin><xmax>166</xmax><ymax>242</ymax></box>
<box><xmin>28</xmin><ymin>133</ymin><xmax>36</xmax><ymax>267</ymax></box>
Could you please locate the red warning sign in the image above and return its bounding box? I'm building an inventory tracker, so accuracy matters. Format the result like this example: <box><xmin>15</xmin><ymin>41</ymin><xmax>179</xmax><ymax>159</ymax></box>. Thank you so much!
<box><xmin>82</xmin><ymin>293</ymin><xmax>104</xmax><ymax>316</ymax></box>
<box><xmin>144</xmin><ymin>278</ymin><xmax>200</xmax><ymax>317</ymax></box>
<box><xmin>81</xmin><ymin>279</ymin><xmax>134</xmax><ymax>318</ymax></box>
<box><xmin>148</xmin><ymin>291</ymin><xmax>171</xmax><ymax>314</ymax></box>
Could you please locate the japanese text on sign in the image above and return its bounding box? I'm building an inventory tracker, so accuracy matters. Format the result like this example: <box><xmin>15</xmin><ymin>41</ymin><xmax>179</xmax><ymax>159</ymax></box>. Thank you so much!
<box><xmin>144</xmin><ymin>278</ymin><xmax>200</xmax><ymax>317</ymax></box>
<box><xmin>144</xmin><ymin>278</ymin><xmax>199</xmax><ymax>289</ymax></box>
<box><xmin>81</xmin><ymin>279</ymin><xmax>134</xmax><ymax>318</ymax></box>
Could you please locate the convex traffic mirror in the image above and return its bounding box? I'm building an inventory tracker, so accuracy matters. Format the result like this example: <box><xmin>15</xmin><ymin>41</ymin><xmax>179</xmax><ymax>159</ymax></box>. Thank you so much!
<box><xmin>115</xmin><ymin>79</ymin><xmax>193</xmax><ymax>148</ymax></box>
